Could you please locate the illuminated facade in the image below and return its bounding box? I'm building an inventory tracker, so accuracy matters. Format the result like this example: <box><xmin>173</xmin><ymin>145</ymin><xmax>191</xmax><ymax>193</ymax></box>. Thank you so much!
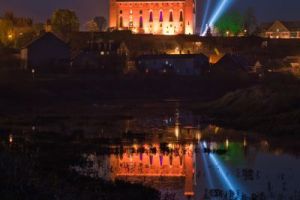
<box><xmin>263</xmin><ymin>20</ymin><xmax>300</xmax><ymax>39</ymax></box>
<box><xmin>109</xmin><ymin>0</ymin><xmax>196</xmax><ymax>35</ymax></box>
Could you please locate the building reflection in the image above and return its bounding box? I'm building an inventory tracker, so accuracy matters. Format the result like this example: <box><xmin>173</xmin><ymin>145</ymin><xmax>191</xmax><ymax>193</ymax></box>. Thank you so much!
<box><xmin>79</xmin><ymin>109</ymin><xmax>260</xmax><ymax>199</ymax></box>
<box><xmin>113</xmin><ymin>143</ymin><xmax>195</xmax><ymax>197</ymax></box>
<box><xmin>84</xmin><ymin>143</ymin><xmax>196</xmax><ymax>198</ymax></box>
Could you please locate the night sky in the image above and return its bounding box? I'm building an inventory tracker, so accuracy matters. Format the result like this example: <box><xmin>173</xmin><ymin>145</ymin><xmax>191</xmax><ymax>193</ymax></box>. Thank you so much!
<box><xmin>1</xmin><ymin>0</ymin><xmax>299</xmax><ymax>29</ymax></box>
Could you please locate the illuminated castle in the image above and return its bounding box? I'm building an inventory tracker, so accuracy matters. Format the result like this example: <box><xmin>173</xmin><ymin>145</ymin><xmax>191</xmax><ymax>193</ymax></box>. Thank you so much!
<box><xmin>109</xmin><ymin>0</ymin><xmax>196</xmax><ymax>35</ymax></box>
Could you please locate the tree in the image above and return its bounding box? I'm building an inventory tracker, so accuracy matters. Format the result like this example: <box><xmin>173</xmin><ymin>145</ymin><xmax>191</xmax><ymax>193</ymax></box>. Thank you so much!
<box><xmin>244</xmin><ymin>7</ymin><xmax>257</xmax><ymax>35</ymax></box>
<box><xmin>3</xmin><ymin>11</ymin><xmax>14</xmax><ymax>22</ymax></box>
<box><xmin>0</xmin><ymin>19</ymin><xmax>14</xmax><ymax>45</ymax></box>
<box><xmin>206</xmin><ymin>26</ymin><xmax>212</xmax><ymax>37</ymax></box>
<box><xmin>85</xmin><ymin>20</ymin><xmax>99</xmax><ymax>32</ymax></box>
<box><xmin>215</xmin><ymin>10</ymin><xmax>244</xmax><ymax>36</ymax></box>
<box><xmin>32</xmin><ymin>23</ymin><xmax>45</xmax><ymax>34</ymax></box>
<box><xmin>51</xmin><ymin>9</ymin><xmax>80</xmax><ymax>39</ymax></box>
<box><xmin>93</xmin><ymin>16</ymin><xmax>107</xmax><ymax>31</ymax></box>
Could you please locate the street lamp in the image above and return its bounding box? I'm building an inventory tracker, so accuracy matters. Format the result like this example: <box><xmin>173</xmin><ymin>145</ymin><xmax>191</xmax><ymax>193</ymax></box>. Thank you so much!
<box><xmin>226</xmin><ymin>31</ymin><xmax>229</xmax><ymax>37</ymax></box>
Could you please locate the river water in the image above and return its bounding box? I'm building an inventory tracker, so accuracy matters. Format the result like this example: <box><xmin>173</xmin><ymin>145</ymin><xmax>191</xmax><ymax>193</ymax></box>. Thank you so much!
<box><xmin>71</xmin><ymin>101</ymin><xmax>300</xmax><ymax>200</ymax></box>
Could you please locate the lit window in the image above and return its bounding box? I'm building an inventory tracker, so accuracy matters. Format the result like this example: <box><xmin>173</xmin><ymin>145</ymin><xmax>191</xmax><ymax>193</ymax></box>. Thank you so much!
<box><xmin>119</xmin><ymin>17</ymin><xmax>123</xmax><ymax>27</ymax></box>
<box><xmin>139</xmin><ymin>16</ymin><xmax>143</xmax><ymax>28</ymax></box>
<box><xmin>159</xmin><ymin>10</ymin><xmax>163</xmax><ymax>22</ymax></box>
<box><xmin>149</xmin><ymin>11</ymin><xmax>153</xmax><ymax>22</ymax></box>
<box><xmin>129</xmin><ymin>21</ymin><xmax>133</xmax><ymax>28</ymax></box>
<box><xmin>169</xmin><ymin>10</ymin><xmax>173</xmax><ymax>22</ymax></box>
<box><xmin>179</xmin><ymin>10</ymin><xmax>183</xmax><ymax>22</ymax></box>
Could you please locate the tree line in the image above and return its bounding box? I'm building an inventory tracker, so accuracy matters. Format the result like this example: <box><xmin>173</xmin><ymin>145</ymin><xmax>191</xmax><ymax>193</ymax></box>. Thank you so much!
<box><xmin>0</xmin><ymin>9</ymin><xmax>107</xmax><ymax>48</ymax></box>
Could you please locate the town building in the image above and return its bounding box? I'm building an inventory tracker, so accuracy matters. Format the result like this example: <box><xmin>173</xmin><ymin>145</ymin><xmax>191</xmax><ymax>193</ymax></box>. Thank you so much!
<box><xmin>136</xmin><ymin>53</ymin><xmax>209</xmax><ymax>75</ymax></box>
<box><xmin>213</xmin><ymin>54</ymin><xmax>253</xmax><ymax>73</ymax></box>
<box><xmin>262</xmin><ymin>20</ymin><xmax>300</xmax><ymax>39</ymax></box>
<box><xmin>109</xmin><ymin>0</ymin><xmax>196</xmax><ymax>35</ymax></box>
<box><xmin>71</xmin><ymin>40</ymin><xmax>127</xmax><ymax>73</ymax></box>
<box><xmin>20</xmin><ymin>32</ymin><xmax>70</xmax><ymax>70</ymax></box>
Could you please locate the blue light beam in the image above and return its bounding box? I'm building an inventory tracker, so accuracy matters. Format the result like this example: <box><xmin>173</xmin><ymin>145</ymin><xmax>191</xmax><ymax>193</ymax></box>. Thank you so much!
<box><xmin>200</xmin><ymin>0</ymin><xmax>211</xmax><ymax>35</ymax></box>
<box><xmin>201</xmin><ymin>0</ymin><xmax>233</xmax><ymax>36</ymax></box>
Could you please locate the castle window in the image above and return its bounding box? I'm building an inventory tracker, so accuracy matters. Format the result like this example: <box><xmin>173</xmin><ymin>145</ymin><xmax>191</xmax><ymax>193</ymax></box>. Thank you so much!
<box><xmin>159</xmin><ymin>10</ymin><xmax>163</xmax><ymax>22</ymax></box>
<box><xmin>120</xmin><ymin>10</ymin><xmax>123</xmax><ymax>14</ymax></box>
<box><xmin>119</xmin><ymin>17</ymin><xmax>123</xmax><ymax>27</ymax></box>
<box><xmin>139</xmin><ymin>16</ymin><xmax>143</xmax><ymax>28</ymax></box>
<box><xmin>149</xmin><ymin>11</ymin><xmax>153</xmax><ymax>22</ymax></box>
<box><xmin>169</xmin><ymin>10</ymin><xmax>173</xmax><ymax>22</ymax></box>
<box><xmin>179</xmin><ymin>10</ymin><xmax>183</xmax><ymax>22</ymax></box>
<box><xmin>140</xmin><ymin>10</ymin><xmax>143</xmax><ymax>14</ymax></box>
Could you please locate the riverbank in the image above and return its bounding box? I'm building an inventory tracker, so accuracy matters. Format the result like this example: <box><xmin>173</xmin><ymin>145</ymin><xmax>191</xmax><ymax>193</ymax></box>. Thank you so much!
<box><xmin>193</xmin><ymin>73</ymin><xmax>300</xmax><ymax>138</ymax></box>
<box><xmin>0</xmin><ymin>131</ymin><xmax>160</xmax><ymax>200</ymax></box>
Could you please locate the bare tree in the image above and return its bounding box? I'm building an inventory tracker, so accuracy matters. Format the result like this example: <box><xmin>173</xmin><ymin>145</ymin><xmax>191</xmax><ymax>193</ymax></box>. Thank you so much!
<box><xmin>93</xmin><ymin>16</ymin><xmax>107</xmax><ymax>31</ymax></box>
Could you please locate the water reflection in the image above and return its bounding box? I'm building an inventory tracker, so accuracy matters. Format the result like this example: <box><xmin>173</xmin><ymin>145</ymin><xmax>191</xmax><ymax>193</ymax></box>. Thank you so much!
<box><xmin>2</xmin><ymin>103</ymin><xmax>300</xmax><ymax>200</ymax></box>
<box><xmin>74</xmin><ymin>115</ymin><xmax>300</xmax><ymax>200</ymax></box>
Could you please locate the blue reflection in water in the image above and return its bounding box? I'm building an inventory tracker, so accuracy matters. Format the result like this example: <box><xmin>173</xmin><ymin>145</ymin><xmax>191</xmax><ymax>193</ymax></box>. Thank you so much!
<box><xmin>199</xmin><ymin>142</ymin><xmax>214</xmax><ymax>188</ymax></box>
<box><xmin>202</xmin><ymin>141</ymin><xmax>247</xmax><ymax>199</ymax></box>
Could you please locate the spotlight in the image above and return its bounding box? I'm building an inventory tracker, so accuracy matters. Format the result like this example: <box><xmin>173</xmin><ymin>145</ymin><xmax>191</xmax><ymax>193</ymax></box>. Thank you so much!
<box><xmin>201</xmin><ymin>0</ymin><xmax>233</xmax><ymax>36</ymax></box>
<box><xmin>201</xmin><ymin>0</ymin><xmax>211</xmax><ymax>34</ymax></box>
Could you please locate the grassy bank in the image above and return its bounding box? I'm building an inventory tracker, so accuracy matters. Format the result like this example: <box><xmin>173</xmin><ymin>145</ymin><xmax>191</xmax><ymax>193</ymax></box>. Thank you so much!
<box><xmin>193</xmin><ymin>73</ymin><xmax>300</xmax><ymax>137</ymax></box>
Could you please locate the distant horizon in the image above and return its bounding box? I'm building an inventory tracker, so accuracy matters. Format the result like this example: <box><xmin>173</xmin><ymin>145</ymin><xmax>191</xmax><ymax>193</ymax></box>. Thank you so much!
<box><xmin>1</xmin><ymin>0</ymin><xmax>300</xmax><ymax>30</ymax></box>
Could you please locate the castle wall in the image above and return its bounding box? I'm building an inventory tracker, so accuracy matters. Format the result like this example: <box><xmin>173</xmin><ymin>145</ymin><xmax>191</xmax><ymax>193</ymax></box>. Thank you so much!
<box><xmin>109</xmin><ymin>0</ymin><xmax>195</xmax><ymax>35</ymax></box>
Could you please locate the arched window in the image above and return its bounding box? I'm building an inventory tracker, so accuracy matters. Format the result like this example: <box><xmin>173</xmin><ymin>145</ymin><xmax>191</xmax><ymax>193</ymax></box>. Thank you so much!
<box><xmin>159</xmin><ymin>10</ymin><xmax>163</xmax><ymax>22</ymax></box>
<box><xmin>169</xmin><ymin>10</ymin><xmax>173</xmax><ymax>22</ymax></box>
<box><xmin>119</xmin><ymin>16</ymin><xmax>123</xmax><ymax>27</ymax></box>
<box><xmin>149</xmin><ymin>11</ymin><xmax>153</xmax><ymax>22</ymax></box>
<box><xmin>179</xmin><ymin>10</ymin><xmax>183</xmax><ymax>22</ymax></box>
<box><xmin>139</xmin><ymin>16</ymin><xmax>143</xmax><ymax>28</ymax></box>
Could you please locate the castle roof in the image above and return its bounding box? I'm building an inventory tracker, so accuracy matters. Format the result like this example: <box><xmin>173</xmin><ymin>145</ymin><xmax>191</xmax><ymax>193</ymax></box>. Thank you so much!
<box><xmin>262</xmin><ymin>20</ymin><xmax>300</xmax><ymax>32</ymax></box>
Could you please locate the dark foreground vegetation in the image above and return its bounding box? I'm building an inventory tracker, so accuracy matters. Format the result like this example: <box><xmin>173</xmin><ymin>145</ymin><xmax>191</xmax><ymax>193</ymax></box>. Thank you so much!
<box><xmin>0</xmin><ymin>132</ymin><xmax>160</xmax><ymax>200</ymax></box>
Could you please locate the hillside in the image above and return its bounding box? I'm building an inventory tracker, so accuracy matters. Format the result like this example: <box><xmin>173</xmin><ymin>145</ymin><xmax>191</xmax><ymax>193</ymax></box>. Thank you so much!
<box><xmin>195</xmin><ymin>80</ymin><xmax>300</xmax><ymax>137</ymax></box>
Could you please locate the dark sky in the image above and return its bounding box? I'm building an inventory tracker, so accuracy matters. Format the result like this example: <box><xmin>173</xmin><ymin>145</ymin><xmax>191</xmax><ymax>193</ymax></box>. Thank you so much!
<box><xmin>1</xmin><ymin>0</ymin><xmax>300</xmax><ymax>29</ymax></box>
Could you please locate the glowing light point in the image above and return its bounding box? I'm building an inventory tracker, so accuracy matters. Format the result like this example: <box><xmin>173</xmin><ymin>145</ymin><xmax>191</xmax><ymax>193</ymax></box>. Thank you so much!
<box><xmin>225</xmin><ymin>138</ymin><xmax>229</xmax><ymax>149</ymax></box>
<box><xmin>9</xmin><ymin>134</ymin><xmax>13</xmax><ymax>143</ymax></box>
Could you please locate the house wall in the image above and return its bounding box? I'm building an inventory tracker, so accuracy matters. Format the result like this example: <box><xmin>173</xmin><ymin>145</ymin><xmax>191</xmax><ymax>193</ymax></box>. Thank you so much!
<box><xmin>137</xmin><ymin>55</ymin><xmax>207</xmax><ymax>75</ymax></box>
<box><xmin>27</xmin><ymin>36</ymin><xmax>70</xmax><ymax>69</ymax></box>
<box><xmin>20</xmin><ymin>48</ymin><xmax>28</xmax><ymax>69</ymax></box>
<box><xmin>264</xmin><ymin>21</ymin><xmax>300</xmax><ymax>39</ymax></box>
